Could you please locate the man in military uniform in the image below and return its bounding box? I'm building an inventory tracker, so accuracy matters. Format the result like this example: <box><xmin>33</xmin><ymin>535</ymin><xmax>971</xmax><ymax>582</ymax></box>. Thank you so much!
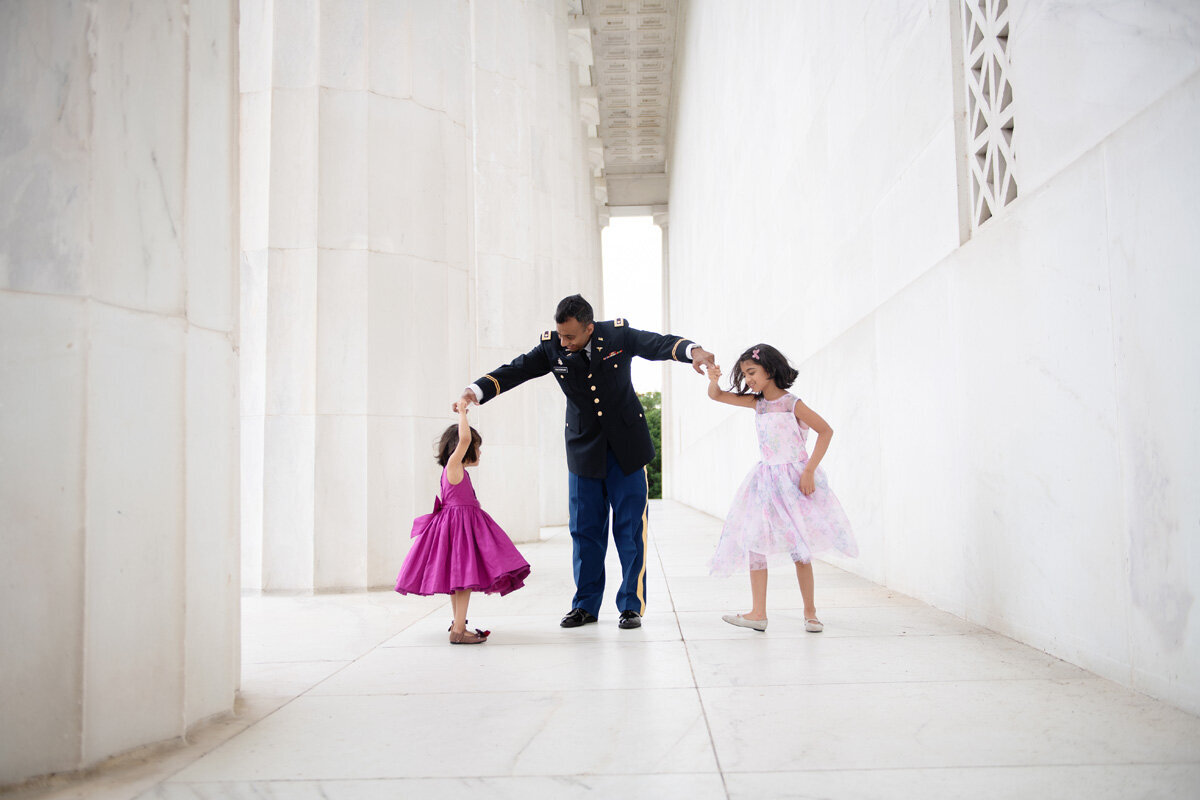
<box><xmin>456</xmin><ymin>294</ymin><xmax>715</xmax><ymax>629</ymax></box>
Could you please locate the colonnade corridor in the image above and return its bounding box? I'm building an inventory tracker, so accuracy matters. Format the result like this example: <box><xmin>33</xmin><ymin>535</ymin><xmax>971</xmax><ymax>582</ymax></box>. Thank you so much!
<box><xmin>17</xmin><ymin>501</ymin><xmax>1200</xmax><ymax>799</ymax></box>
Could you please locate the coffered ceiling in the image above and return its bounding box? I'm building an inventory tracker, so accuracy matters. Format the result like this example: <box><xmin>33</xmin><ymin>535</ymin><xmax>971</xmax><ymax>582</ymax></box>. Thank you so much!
<box><xmin>579</xmin><ymin>0</ymin><xmax>677</xmax><ymax>207</ymax></box>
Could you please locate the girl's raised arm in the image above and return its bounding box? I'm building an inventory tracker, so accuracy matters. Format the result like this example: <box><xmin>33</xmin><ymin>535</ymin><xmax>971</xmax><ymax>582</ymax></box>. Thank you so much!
<box><xmin>706</xmin><ymin>363</ymin><xmax>757</xmax><ymax>408</ymax></box>
<box><xmin>445</xmin><ymin>405</ymin><xmax>473</xmax><ymax>485</ymax></box>
<box><xmin>794</xmin><ymin>398</ymin><xmax>833</xmax><ymax>495</ymax></box>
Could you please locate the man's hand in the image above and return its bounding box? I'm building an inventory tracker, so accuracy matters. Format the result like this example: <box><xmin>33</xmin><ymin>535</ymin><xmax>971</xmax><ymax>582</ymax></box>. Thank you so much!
<box><xmin>453</xmin><ymin>389</ymin><xmax>477</xmax><ymax>414</ymax></box>
<box><xmin>691</xmin><ymin>346</ymin><xmax>717</xmax><ymax>376</ymax></box>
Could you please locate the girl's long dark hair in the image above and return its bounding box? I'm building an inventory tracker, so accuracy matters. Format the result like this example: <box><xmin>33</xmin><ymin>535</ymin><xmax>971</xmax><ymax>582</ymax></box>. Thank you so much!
<box><xmin>729</xmin><ymin>343</ymin><xmax>799</xmax><ymax>395</ymax></box>
<box><xmin>436</xmin><ymin>424</ymin><xmax>482</xmax><ymax>466</ymax></box>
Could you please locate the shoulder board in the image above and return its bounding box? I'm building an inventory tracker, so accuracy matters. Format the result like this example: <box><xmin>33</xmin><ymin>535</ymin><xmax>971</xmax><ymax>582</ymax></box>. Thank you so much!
<box><xmin>614</xmin><ymin>318</ymin><xmax>625</xmax><ymax>327</ymax></box>
<box><xmin>541</xmin><ymin>330</ymin><xmax>552</xmax><ymax>341</ymax></box>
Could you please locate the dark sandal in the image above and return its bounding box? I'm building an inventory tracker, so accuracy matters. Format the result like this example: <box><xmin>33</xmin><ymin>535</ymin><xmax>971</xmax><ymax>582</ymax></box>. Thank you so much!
<box><xmin>449</xmin><ymin>628</ymin><xmax>488</xmax><ymax>644</ymax></box>
<box><xmin>448</xmin><ymin>620</ymin><xmax>490</xmax><ymax>638</ymax></box>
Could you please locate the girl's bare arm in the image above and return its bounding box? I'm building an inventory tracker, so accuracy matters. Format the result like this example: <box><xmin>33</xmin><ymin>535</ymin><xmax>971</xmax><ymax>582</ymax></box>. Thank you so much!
<box><xmin>445</xmin><ymin>406</ymin><xmax>473</xmax><ymax>485</ymax></box>
<box><xmin>795</xmin><ymin>398</ymin><xmax>833</xmax><ymax>494</ymax></box>
<box><xmin>706</xmin><ymin>364</ymin><xmax>757</xmax><ymax>408</ymax></box>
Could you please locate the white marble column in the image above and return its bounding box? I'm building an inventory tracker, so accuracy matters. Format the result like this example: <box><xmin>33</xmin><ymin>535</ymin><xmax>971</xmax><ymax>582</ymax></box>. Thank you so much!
<box><xmin>363</xmin><ymin>0</ymin><xmax>475</xmax><ymax>588</ymax></box>
<box><xmin>472</xmin><ymin>0</ymin><xmax>604</xmax><ymax>539</ymax></box>
<box><xmin>238</xmin><ymin>0</ymin><xmax>273</xmax><ymax>593</ymax></box>
<box><xmin>243</xmin><ymin>0</ymin><xmax>603</xmax><ymax>587</ymax></box>
<box><xmin>0</xmin><ymin>0</ymin><xmax>240</xmax><ymax>784</ymax></box>
<box><xmin>260</xmin><ymin>0</ymin><xmax>320</xmax><ymax>591</ymax></box>
<box><xmin>314</xmin><ymin>0</ymin><xmax>369</xmax><ymax>589</ymax></box>
<box><xmin>653</xmin><ymin>209</ymin><xmax>678</xmax><ymax>499</ymax></box>
<box><xmin>242</xmin><ymin>0</ymin><xmax>473</xmax><ymax>591</ymax></box>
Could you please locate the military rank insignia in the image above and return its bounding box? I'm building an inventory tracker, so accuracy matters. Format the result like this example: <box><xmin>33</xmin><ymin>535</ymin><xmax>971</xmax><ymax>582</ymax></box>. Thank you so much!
<box><xmin>542</xmin><ymin>330</ymin><xmax>552</xmax><ymax>341</ymax></box>
<box><xmin>615</xmin><ymin>318</ymin><xmax>626</xmax><ymax>327</ymax></box>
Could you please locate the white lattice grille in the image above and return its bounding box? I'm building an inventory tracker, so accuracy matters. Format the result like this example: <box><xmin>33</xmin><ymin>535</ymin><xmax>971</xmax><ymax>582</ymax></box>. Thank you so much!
<box><xmin>963</xmin><ymin>0</ymin><xmax>1016</xmax><ymax>227</ymax></box>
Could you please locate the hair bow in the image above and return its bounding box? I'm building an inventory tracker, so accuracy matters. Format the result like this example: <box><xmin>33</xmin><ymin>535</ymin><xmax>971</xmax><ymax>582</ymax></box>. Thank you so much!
<box><xmin>752</xmin><ymin>348</ymin><xmax>760</xmax><ymax>360</ymax></box>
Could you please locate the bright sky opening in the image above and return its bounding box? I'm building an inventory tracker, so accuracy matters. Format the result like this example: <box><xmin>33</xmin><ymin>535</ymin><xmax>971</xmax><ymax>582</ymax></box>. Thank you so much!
<box><xmin>601</xmin><ymin>216</ymin><xmax>663</xmax><ymax>393</ymax></box>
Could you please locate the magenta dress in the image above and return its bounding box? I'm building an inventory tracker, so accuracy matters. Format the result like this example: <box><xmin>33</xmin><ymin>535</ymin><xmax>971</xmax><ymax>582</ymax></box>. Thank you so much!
<box><xmin>709</xmin><ymin>393</ymin><xmax>858</xmax><ymax>575</ymax></box>
<box><xmin>395</xmin><ymin>468</ymin><xmax>530</xmax><ymax>596</ymax></box>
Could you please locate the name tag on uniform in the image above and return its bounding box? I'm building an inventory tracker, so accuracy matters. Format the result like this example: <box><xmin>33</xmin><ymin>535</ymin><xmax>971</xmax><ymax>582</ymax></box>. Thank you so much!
<box><xmin>553</xmin><ymin>366</ymin><xmax>569</xmax><ymax>374</ymax></box>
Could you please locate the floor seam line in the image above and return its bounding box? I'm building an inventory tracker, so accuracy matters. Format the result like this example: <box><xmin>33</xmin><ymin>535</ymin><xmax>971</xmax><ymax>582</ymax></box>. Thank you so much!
<box><xmin>656</xmin><ymin>533</ymin><xmax>732</xmax><ymax>800</ymax></box>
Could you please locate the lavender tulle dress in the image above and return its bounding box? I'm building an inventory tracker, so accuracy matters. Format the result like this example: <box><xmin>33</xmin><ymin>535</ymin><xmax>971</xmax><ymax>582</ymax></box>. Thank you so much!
<box><xmin>395</xmin><ymin>468</ymin><xmax>530</xmax><ymax>596</ymax></box>
<box><xmin>709</xmin><ymin>393</ymin><xmax>858</xmax><ymax>576</ymax></box>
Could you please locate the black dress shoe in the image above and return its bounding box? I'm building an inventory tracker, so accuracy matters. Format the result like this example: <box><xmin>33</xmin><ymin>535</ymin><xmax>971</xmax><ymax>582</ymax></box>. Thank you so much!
<box><xmin>560</xmin><ymin>608</ymin><xmax>598</xmax><ymax>628</ymax></box>
<box><xmin>618</xmin><ymin>610</ymin><xmax>642</xmax><ymax>629</ymax></box>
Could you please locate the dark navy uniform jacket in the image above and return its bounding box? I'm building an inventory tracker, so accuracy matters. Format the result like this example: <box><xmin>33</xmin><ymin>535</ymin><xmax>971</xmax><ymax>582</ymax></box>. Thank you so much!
<box><xmin>474</xmin><ymin>319</ymin><xmax>695</xmax><ymax>479</ymax></box>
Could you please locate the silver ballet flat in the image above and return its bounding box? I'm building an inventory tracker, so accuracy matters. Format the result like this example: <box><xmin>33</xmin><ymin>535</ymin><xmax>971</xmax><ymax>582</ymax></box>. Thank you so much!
<box><xmin>722</xmin><ymin>613</ymin><xmax>767</xmax><ymax>632</ymax></box>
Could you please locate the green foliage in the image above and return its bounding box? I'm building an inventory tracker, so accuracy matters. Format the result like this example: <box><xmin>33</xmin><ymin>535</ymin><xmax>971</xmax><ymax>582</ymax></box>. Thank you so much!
<box><xmin>639</xmin><ymin>391</ymin><xmax>663</xmax><ymax>499</ymax></box>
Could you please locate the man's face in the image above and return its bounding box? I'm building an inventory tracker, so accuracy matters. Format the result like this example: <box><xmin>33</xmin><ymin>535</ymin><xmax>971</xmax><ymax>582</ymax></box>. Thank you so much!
<box><xmin>556</xmin><ymin>317</ymin><xmax>594</xmax><ymax>352</ymax></box>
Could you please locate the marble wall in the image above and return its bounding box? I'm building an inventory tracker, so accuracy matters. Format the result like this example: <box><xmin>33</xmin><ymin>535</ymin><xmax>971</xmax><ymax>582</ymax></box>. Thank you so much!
<box><xmin>664</xmin><ymin>0</ymin><xmax>1200</xmax><ymax>714</ymax></box>
<box><xmin>0</xmin><ymin>0</ymin><xmax>240</xmax><ymax>785</ymax></box>
<box><xmin>240</xmin><ymin>0</ymin><xmax>603</xmax><ymax>592</ymax></box>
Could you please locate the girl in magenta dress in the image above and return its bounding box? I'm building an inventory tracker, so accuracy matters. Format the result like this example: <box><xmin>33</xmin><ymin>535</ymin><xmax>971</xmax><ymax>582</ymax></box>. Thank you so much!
<box><xmin>395</xmin><ymin>403</ymin><xmax>530</xmax><ymax>644</ymax></box>
<box><xmin>705</xmin><ymin>343</ymin><xmax>858</xmax><ymax>633</ymax></box>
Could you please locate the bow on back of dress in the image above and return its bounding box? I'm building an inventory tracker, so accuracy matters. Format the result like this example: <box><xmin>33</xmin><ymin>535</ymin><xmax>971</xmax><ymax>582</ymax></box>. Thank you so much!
<box><xmin>410</xmin><ymin>495</ymin><xmax>442</xmax><ymax>538</ymax></box>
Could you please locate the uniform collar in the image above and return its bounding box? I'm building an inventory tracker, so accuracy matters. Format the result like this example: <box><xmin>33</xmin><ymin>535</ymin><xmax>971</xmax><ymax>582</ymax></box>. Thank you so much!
<box><xmin>581</xmin><ymin>322</ymin><xmax>603</xmax><ymax>356</ymax></box>
<box><xmin>588</xmin><ymin>320</ymin><xmax>608</xmax><ymax>355</ymax></box>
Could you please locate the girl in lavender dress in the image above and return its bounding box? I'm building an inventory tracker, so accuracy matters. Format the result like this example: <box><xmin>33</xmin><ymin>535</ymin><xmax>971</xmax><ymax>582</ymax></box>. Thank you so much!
<box><xmin>705</xmin><ymin>344</ymin><xmax>858</xmax><ymax>633</ymax></box>
<box><xmin>395</xmin><ymin>403</ymin><xmax>530</xmax><ymax>644</ymax></box>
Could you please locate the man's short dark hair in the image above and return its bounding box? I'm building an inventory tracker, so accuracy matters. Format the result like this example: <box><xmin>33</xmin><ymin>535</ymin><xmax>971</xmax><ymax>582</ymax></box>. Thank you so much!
<box><xmin>555</xmin><ymin>294</ymin><xmax>594</xmax><ymax>326</ymax></box>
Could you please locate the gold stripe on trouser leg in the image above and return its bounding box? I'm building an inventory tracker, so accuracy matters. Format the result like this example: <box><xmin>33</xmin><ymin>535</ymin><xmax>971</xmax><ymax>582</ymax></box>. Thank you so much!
<box><xmin>636</xmin><ymin>466</ymin><xmax>649</xmax><ymax>615</ymax></box>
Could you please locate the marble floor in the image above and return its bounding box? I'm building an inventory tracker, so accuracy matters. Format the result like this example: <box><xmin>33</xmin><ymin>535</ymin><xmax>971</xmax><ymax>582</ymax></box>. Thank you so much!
<box><xmin>15</xmin><ymin>501</ymin><xmax>1200</xmax><ymax>799</ymax></box>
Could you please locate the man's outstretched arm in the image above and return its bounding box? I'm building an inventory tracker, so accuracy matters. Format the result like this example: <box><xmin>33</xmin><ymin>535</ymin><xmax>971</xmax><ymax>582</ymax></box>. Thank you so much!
<box><xmin>624</xmin><ymin>321</ymin><xmax>716</xmax><ymax>375</ymax></box>
<box><xmin>454</xmin><ymin>340</ymin><xmax>552</xmax><ymax>411</ymax></box>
